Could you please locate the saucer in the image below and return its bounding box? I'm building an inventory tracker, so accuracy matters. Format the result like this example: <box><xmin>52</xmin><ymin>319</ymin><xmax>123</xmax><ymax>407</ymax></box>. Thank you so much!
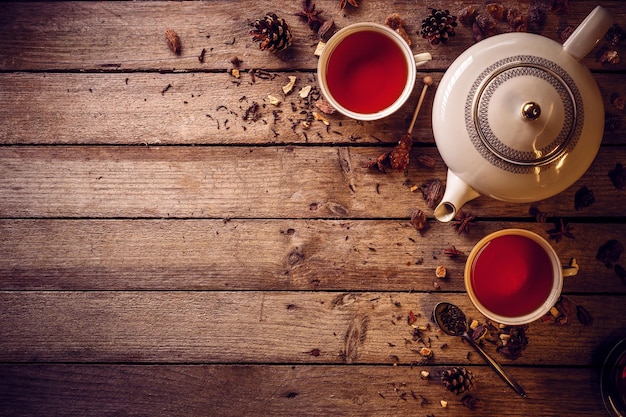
<box><xmin>601</xmin><ymin>338</ymin><xmax>626</xmax><ymax>417</ymax></box>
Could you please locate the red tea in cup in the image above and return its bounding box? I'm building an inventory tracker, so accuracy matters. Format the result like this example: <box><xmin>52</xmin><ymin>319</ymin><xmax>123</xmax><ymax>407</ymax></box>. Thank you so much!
<box><xmin>465</xmin><ymin>229</ymin><xmax>565</xmax><ymax>325</ymax></box>
<box><xmin>325</xmin><ymin>30</ymin><xmax>408</xmax><ymax>114</ymax></box>
<box><xmin>317</xmin><ymin>23</ymin><xmax>431</xmax><ymax>121</ymax></box>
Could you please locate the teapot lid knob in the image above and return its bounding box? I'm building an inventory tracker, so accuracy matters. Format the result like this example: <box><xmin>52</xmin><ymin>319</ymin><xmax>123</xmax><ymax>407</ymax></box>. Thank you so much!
<box><xmin>521</xmin><ymin>102</ymin><xmax>541</xmax><ymax>121</ymax></box>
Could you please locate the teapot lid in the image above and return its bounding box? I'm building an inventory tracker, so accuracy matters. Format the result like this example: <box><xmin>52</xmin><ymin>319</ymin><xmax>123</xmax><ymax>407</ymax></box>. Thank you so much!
<box><xmin>467</xmin><ymin>55</ymin><xmax>583</xmax><ymax>173</ymax></box>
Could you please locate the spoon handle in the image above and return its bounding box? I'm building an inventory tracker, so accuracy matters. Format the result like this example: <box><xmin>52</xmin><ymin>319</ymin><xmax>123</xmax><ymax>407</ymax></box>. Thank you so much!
<box><xmin>464</xmin><ymin>334</ymin><xmax>527</xmax><ymax>398</ymax></box>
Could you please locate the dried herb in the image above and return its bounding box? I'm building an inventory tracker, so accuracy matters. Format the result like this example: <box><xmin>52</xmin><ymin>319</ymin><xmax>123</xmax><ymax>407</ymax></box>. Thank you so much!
<box><xmin>473</xmin><ymin>13</ymin><xmax>497</xmax><ymax>42</ymax></box>
<box><xmin>495</xmin><ymin>325</ymin><xmax>528</xmax><ymax>360</ymax></box>
<box><xmin>596</xmin><ymin>239</ymin><xmax>624</xmax><ymax>268</ymax></box>
<box><xmin>542</xmin><ymin>296</ymin><xmax>574</xmax><ymax>325</ymax></box>
<box><xmin>365</xmin><ymin>152</ymin><xmax>391</xmax><ymax>173</ymax></box>
<box><xmin>437</xmin><ymin>303</ymin><xmax>467</xmax><ymax>335</ymax></box>
<box><xmin>416</xmin><ymin>155</ymin><xmax>436</xmax><ymax>168</ymax></box>
<box><xmin>605</xmin><ymin>112</ymin><xmax>623</xmax><ymax>132</ymax></box>
<box><xmin>386</xmin><ymin>13</ymin><xmax>412</xmax><ymax>45</ymax></box>
<box><xmin>461</xmin><ymin>394</ymin><xmax>482</xmax><ymax>410</ymax></box>
<box><xmin>549</xmin><ymin>0</ymin><xmax>571</xmax><ymax>14</ymax></box>
<box><xmin>527</xmin><ymin>2</ymin><xmax>547</xmax><ymax>30</ymax></box>
<box><xmin>606</xmin><ymin>24</ymin><xmax>625</xmax><ymax>46</ymax></box>
<box><xmin>420</xmin><ymin>179</ymin><xmax>444</xmax><ymax>209</ymax></box>
<box><xmin>451</xmin><ymin>210</ymin><xmax>476</xmax><ymax>235</ymax></box>
<box><xmin>389</xmin><ymin>134</ymin><xmax>412</xmax><ymax>171</ymax></box>
<box><xmin>547</xmin><ymin>218</ymin><xmax>574</xmax><ymax>242</ymax></box>
<box><xmin>443</xmin><ymin>246</ymin><xmax>464</xmax><ymax>257</ymax></box>
<box><xmin>339</xmin><ymin>0</ymin><xmax>358</xmax><ymax>9</ymax></box>
<box><xmin>615</xmin><ymin>264</ymin><xmax>626</xmax><ymax>285</ymax></box>
<box><xmin>599</xmin><ymin>49</ymin><xmax>620</xmax><ymax>65</ymax></box>
<box><xmin>458</xmin><ymin>5</ymin><xmax>477</xmax><ymax>23</ymax></box>
<box><xmin>407</xmin><ymin>310</ymin><xmax>417</xmax><ymax>325</ymax></box>
<box><xmin>165</xmin><ymin>28</ymin><xmax>181</xmax><ymax>54</ymax></box>
<box><xmin>574</xmin><ymin>186</ymin><xmax>595</xmax><ymax>210</ymax></box>
<box><xmin>576</xmin><ymin>305</ymin><xmax>594</xmax><ymax>326</ymax></box>
<box><xmin>410</xmin><ymin>209</ymin><xmax>428</xmax><ymax>231</ymax></box>
<box><xmin>486</xmin><ymin>3</ymin><xmax>506</xmax><ymax>21</ymax></box>
<box><xmin>295</xmin><ymin>0</ymin><xmax>325</xmax><ymax>32</ymax></box>
<box><xmin>198</xmin><ymin>48</ymin><xmax>206</xmax><ymax>63</ymax></box>
<box><xmin>609</xmin><ymin>162</ymin><xmax>626</xmax><ymax>190</ymax></box>
<box><xmin>529</xmin><ymin>205</ymin><xmax>550</xmax><ymax>223</ymax></box>
<box><xmin>611</xmin><ymin>93</ymin><xmax>625</xmax><ymax>111</ymax></box>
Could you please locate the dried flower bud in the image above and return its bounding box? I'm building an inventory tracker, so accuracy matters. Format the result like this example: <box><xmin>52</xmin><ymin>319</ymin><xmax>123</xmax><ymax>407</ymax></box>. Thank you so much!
<box><xmin>611</xmin><ymin>93</ymin><xmax>625</xmax><ymax>111</ymax></box>
<box><xmin>386</xmin><ymin>13</ymin><xmax>412</xmax><ymax>46</ymax></box>
<box><xmin>599</xmin><ymin>49</ymin><xmax>620</xmax><ymax>65</ymax></box>
<box><xmin>318</xmin><ymin>20</ymin><xmax>335</xmax><ymax>41</ymax></box>
<box><xmin>165</xmin><ymin>28</ymin><xmax>181</xmax><ymax>54</ymax></box>
<box><xmin>410</xmin><ymin>209</ymin><xmax>427</xmax><ymax>231</ymax></box>
<box><xmin>458</xmin><ymin>5</ymin><xmax>477</xmax><ymax>23</ymax></box>
<box><xmin>486</xmin><ymin>3</ymin><xmax>507</xmax><ymax>21</ymax></box>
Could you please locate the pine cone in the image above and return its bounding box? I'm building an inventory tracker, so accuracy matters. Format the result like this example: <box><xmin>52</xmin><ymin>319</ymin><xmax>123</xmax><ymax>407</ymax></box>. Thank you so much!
<box><xmin>250</xmin><ymin>13</ymin><xmax>293</xmax><ymax>53</ymax></box>
<box><xmin>421</xmin><ymin>9</ymin><xmax>457</xmax><ymax>45</ymax></box>
<box><xmin>441</xmin><ymin>366</ymin><xmax>475</xmax><ymax>394</ymax></box>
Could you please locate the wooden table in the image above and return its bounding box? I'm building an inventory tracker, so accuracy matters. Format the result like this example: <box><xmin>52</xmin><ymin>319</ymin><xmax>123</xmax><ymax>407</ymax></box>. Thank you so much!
<box><xmin>1</xmin><ymin>1</ymin><xmax>625</xmax><ymax>416</ymax></box>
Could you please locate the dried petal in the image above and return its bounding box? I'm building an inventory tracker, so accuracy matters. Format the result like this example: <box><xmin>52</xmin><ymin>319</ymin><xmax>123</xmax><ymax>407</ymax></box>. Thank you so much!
<box><xmin>599</xmin><ymin>49</ymin><xmax>620</xmax><ymax>65</ymax></box>
<box><xmin>165</xmin><ymin>28</ymin><xmax>181</xmax><ymax>54</ymax></box>
<box><xmin>574</xmin><ymin>186</ymin><xmax>595</xmax><ymax>210</ymax></box>
<box><xmin>318</xmin><ymin>20</ymin><xmax>335</xmax><ymax>41</ymax></box>
<box><xmin>549</xmin><ymin>0</ymin><xmax>570</xmax><ymax>14</ymax></box>
<box><xmin>596</xmin><ymin>239</ymin><xmax>624</xmax><ymax>268</ymax></box>
<box><xmin>410</xmin><ymin>209</ymin><xmax>428</xmax><ymax>231</ymax></box>
<box><xmin>386</xmin><ymin>13</ymin><xmax>411</xmax><ymax>45</ymax></box>
<box><xmin>609</xmin><ymin>163</ymin><xmax>626</xmax><ymax>189</ymax></box>
<box><xmin>420</xmin><ymin>179</ymin><xmax>444</xmax><ymax>209</ymax></box>
<box><xmin>606</xmin><ymin>24</ymin><xmax>626</xmax><ymax>46</ymax></box>
<box><xmin>314</xmin><ymin>98</ymin><xmax>336</xmax><ymax>114</ymax></box>
<box><xmin>458</xmin><ymin>5</ymin><xmax>477</xmax><ymax>23</ymax></box>
<box><xmin>486</xmin><ymin>3</ymin><xmax>506</xmax><ymax>21</ymax></box>
<box><xmin>611</xmin><ymin>93</ymin><xmax>625</xmax><ymax>111</ymax></box>
<box><xmin>576</xmin><ymin>305</ymin><xmax>594</xmax><ymax>326</ymax></box>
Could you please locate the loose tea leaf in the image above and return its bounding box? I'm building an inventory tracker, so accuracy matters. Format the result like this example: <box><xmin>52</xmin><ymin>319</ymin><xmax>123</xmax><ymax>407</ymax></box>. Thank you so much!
<box><xmin>165</xmin><ymin>28</ymin><xmax>181</xmax><ymax>54</ymax></box>
<box><xmin>609</xmin><ymin>163</ymin><xmax>626</xmax><ymax>189</ymax></box>
<box><xmin>576</xmin><ymin>305</ymin><xmax>594</xmax><ymax>326</ymax></box>
<box><xmin>574</xmin><ymin>186</ymin><xmax>595</xmax><ymax>210</ymax></box>
<box><xmin>597</xmin><ymin>239</ymin><xmax>624</xmax><ymax>268</ymax></box>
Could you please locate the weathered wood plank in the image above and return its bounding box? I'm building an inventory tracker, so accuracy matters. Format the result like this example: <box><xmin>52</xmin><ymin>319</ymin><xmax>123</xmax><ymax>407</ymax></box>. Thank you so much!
<box><xmin>0</xmin><ymin>364</ymin><xmax>614</xmax><ymax>417</ymax></box>
<box><xmin>0</xmin><ymin>146</ymin><xmax>624</xmax><ymax>218</ymax></box>
<box><xmin>1</xmin><ymin>219</ymin><xmax>624</xmax><ymax>293</ymax></box>
<box><xmin>0</xmin><ymin>291</ymin><xmax>622</xmax><ymax>366</ymax></box>
<box><xmin>0</xmin><ymin>1</ymin><xmax>624</xmax><ymax>72</ymax></box>
<box><xmin>0</xmin><ymin>71</ymin><xmax>624</xmax><ymax>145</ymax></box>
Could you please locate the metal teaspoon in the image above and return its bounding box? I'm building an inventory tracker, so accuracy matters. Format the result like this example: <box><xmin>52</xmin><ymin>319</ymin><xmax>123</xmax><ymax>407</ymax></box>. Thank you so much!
<box><xmin>433</xmin><ymin>301</ymin><xmax>527</xmax><ymax>398</ymax></box>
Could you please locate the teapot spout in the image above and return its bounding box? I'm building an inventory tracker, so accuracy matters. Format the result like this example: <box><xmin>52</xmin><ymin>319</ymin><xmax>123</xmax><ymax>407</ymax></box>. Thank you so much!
<box><xmin>434</xmin><ymin>170</ymin><xmax>481</xmax><ymax>222</ymax></box>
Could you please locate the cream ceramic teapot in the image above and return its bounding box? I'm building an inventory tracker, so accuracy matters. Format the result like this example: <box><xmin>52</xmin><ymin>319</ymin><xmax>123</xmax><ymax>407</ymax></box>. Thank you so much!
<box><xmin>432</xmin><ymin>6</ymin><xmax>613</xmax><ymax>222</ymax></box>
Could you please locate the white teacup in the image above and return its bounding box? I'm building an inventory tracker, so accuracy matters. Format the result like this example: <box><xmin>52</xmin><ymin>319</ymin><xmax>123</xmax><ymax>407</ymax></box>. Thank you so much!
<box><xmin>465</xmin><ymin>229</ymin><xmax>577</xmax><ymax>325</ymax></box>
<box><xmin>317</xmin><ymin>22</ymin><xmax>431</xmax><ymax>121</ymax></box>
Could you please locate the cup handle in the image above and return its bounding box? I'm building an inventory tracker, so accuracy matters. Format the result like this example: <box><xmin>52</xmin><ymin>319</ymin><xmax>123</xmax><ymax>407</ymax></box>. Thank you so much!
<box><xmin>562</xmin><ymin>258</ymin><xmax>579</xmax><ymax>277</ymax></box>
<box><xmin>413</xmin><ymin>52</ymin><xmax>432</xmax><ymax>67</ymax></box>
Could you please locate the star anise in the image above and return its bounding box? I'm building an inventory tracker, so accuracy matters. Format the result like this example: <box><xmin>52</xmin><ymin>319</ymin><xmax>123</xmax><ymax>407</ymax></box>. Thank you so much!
<box><xmin>339</xmin><ymin>0</ymin><xmax>358</xmax><ymax>9</ymax></box>
<box><xmin>546</xmin><ymin>218</ymin><xmax>575</xmax><ymax>242</ymax></box>
<box><xmin>365</xmin><ymin>151</ymin><xmax>391</xmax><ymax>173</ymax></box>
<box><xmin>295</xmin><ymin>0</ymin><xmax>325</xmax><ymax>32</ymax></box>
<box><xmin>452</xmin><ymin>210</ymin><xmax>476</xmax><ymax>235</ymax></box>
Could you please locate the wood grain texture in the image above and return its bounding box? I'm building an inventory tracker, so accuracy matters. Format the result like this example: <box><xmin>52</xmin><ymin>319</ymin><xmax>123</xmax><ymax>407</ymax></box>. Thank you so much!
<box><xmin>0</xmin><ymin>1</ymin><xmax>624</xmax><ymax>72</ymax></box>
<box><xmin>0</xmin><ymin>364</ymin><xmax>614</xmax><ymax>417</ymax></box>
<box><xmin>1</xmin><ymin>219</ymin><xmax>625</xmax><ymax>293</ymax></box>
<box><xmin>1</xmin><ymin>1</ymin><xmax>625</xmax><ymax>416</ymax></box>
<box><xmin>0</xmin><ymin>72</ymin><xmax>624</xmax><ymax>145</ymax></box>
<box><xmin>0</xmin><ymin>291</ymin><xmax>623</xmax><ymax>366</ymax></box>
<box><xmin>0</xmin><ymin>146</ymin><xmax>624</xmax><ymax>218</ymax></box>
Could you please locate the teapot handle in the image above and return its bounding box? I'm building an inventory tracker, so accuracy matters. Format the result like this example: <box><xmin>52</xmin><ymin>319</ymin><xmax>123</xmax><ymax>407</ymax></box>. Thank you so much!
<box><xmin>563</xmin><ymin>6</ymin><xmax>613</xmax><ymax>61</ymax></box>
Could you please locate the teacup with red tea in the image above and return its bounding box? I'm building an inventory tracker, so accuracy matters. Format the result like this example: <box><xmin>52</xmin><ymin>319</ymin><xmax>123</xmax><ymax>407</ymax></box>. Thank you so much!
<box><xmin>465</xmin><ymin>229</ymin><xmax>577</xmax><ymax>325</ymax></box>
<box><xmin>317</xmin><ymin>22</ymin><xmax>431</xmax><ymax>120</ymax></box>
